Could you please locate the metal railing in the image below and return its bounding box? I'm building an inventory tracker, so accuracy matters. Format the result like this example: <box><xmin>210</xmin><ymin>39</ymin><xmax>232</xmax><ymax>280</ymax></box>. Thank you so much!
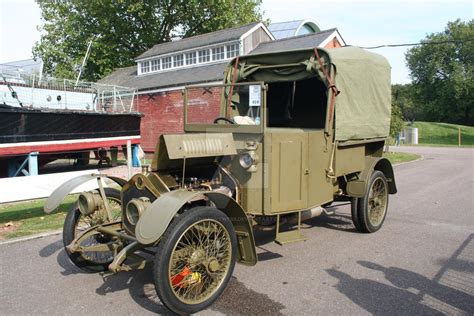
<box><xmin>0</xmin><ymin>71</ymin><xmax>138</xmax><ymax>113</ymax></box>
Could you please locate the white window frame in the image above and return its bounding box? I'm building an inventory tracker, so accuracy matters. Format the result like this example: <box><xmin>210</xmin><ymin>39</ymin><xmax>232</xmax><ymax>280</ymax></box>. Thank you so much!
<box><xmin>140</xmin><ymin>61</ymin><xmax>150</xmax><ymax>74</ymax></box>
<box><xmin>151</xmin><ymin>59</ymin><xmax>160</xmax><ymax>71</ymax></box>
<box><xmin>212</xmin><ymin>46</ymin><xmax>225</xmax><ymax>61</ymax></box>
<box><xmin>173</xmin><ymin>54</ymin><xmax>184</xmax><ymax>67</ymax></box>
<box><xmin>198</xmin><ymin>49</ymin><xmax>210</xmax><ymax>63</ymax></box>
<box><xmin>226</xmin><ymin>43</ymin><xmax>239</xmax><ymax>58</ymax></box>
<box><xmin>185</xmin><ymin>52</ymin><xmax>197</xmax><ymax>65</ymax></box>
<box><xmin>162</xmin><ymin>56</ymin><xmax>172</xmax><ymax>69</ymax></box>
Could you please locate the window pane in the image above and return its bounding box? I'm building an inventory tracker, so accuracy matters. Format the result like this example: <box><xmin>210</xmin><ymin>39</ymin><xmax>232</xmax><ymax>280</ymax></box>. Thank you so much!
<box><xmin>186</xmin><ymin>52</ymin><xmax>196</xmax><ymax>65</ymax></box>
<box><xmin>162</xmin><ymin>57</ymin><xmax>172</xmax><ymax>69</ymax></box>
<box><xmin>141</xmin><ymin>61</ymin><xmax>150</xmax><ymax>73</ymax></box>
<box><xmin>226</xmin><ymin>44</ymin><xmax>239</xmax><ymax>58</ymax></box>
<box><xmin>174</xmin><ymin>54</ymin><xmax>183</xmax><ymax>67</ymax></box>
<box><xmin>198</xmin><ymin>49</ymin><xmax>210</xmax><ymax>63</ymax></box>
<box><xmin>212</xmin><ymin>46</ymin><xmax>225</xmax><ymax>61</ymax></box>
<box><xmin>151</xmin><ymin>59</ymin><xmax>160</xmax><ymax>71</ymax></box>
<box><xmin>186</xmin><ymin>84</ymin><xmax>262</xmax><ymax>126</ymax></box>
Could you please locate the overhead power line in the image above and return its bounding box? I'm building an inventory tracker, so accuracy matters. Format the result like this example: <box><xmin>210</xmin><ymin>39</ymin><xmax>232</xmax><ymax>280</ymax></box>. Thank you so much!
<box><xmin>359</xmin><ymin>38</ymin><xmax>474</xmax><ymax>49</ymax></box>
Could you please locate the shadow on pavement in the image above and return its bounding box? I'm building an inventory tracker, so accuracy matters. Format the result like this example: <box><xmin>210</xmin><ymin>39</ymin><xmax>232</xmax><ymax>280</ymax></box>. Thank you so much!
<box><xmin>39</xmin><ymin>238</ymin><xmax>63</xmax><ymax>258</ymax></box>
<box><xmin>326</xmin><ymin>268</ymin><xmax>442</xmax><ymax>315</ymax></box>
<box><xmin>304</xmin><ymin>213</ymin><xmax>358</xmax><ymax>233</ymax></box>
<box><xmin>39</xmin><ymin>238</ymin><xmax>284</xmax><ymax>315</ymax></box>
<box><xmin>358</xmin><ymin>261</ymin><xmax>473</xmax><ymax>313</ymax></box>
<box><xmin>212</xmin><ymin>277</ymin><xmax>285</xmax><ymax>315</ymax></box>
<box><xmin>96</xmin><ymin>264</ymin><xmax>173</xmax><ymax>315</ymax></box>
<box><xmin>327</xmin><ymin>234</ymin><xmax>474</xmax><ymax>315</ymax></box>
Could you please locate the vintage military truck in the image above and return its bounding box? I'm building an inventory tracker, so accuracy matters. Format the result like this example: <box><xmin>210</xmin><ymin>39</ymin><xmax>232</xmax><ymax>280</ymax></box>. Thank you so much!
<box><xmin>44</xmin><ymin>46</ymin><xmax>396</xmax><ymax>314</ymax></box>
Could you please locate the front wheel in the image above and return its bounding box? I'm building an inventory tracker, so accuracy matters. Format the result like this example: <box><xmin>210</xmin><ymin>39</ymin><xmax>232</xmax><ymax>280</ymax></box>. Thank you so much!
<box><xmin>154</xmin><ymin>206</ymin><xmax>237</xmax><ymax>314</ymax></box>
<box><xmin>351</xmin><ymin>170</ymin><xmax>389</xmax><ymax>233</ymax></box>
<box><xmin>63</xmin><ymin>188</ymin><xmax>122</xmax><ymax>272</ymax></box>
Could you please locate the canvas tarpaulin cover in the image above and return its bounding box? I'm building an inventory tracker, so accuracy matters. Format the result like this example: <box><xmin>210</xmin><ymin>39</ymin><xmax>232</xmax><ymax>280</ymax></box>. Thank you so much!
<box><xmin>223</xmin><ymin>46</ymin><xmax>391</xmax><ymax>141</ymax></box>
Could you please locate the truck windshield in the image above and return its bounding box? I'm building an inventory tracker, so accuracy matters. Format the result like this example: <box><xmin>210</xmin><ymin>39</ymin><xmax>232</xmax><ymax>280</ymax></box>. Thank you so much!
<box><xmin>185</xmin><ymin>84</ymin><xmax>263</xmax><ymax>126</ymax></box>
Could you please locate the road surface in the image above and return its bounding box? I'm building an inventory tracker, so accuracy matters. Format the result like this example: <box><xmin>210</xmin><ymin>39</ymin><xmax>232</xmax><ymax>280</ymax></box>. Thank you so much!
<box><xmin>1</xmin><ymin>146</ymin><xmax>473</xmax><ymax>315</ymax></box>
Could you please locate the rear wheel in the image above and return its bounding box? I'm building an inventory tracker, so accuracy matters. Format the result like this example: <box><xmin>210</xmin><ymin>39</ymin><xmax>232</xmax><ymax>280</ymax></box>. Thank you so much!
<box><xmin>351</xmin><ymin>171</ymin><xmax>389</xmax><ymax>233</ymax></box>
<box><xmin>154</xmin><ymin>206</ymin><xmax>237</xmax><ymax>314</ymax></box>
<box><xmin>63</xmin><ymin>188</ymin><xmax>121</xmax><ymax>272</ymax></box>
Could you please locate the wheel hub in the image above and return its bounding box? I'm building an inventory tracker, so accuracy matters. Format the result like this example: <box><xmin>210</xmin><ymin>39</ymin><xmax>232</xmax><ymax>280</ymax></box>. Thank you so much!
<box><xmin>207</xmin><ymin>258</ymin><xmax>220</xmax><ymax>272</ymax></box>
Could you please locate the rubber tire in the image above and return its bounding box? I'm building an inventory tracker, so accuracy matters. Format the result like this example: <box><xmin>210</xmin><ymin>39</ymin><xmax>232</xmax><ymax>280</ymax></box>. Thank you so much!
<box><xmin>352</xmin><ymin>171</ymin><xmax>389</xmax><ymax>233</ymax></box>
<box><xmin>63</xmin><ymin>188</ymin><xmax>121</xmax><ymax>273</ymax></box>
<box><xmin>153</xmin><ymin>206</ymin><xmax>237</xmax><ymax>315</ymax></box>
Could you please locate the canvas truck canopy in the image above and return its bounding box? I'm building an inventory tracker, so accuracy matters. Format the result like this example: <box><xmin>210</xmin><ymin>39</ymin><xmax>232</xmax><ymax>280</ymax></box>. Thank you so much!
<box><xmin>223</xmin><ymin>46</ymin><xmax>391</xmax><ymax>141</ymax></box>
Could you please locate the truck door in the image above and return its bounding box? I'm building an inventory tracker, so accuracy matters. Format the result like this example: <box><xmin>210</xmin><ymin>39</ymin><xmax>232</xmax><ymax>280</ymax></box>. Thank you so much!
<box><xmin>268</xmin><ymin>132</ymin><xmax>308</xmax><ymax>212</ymax></box>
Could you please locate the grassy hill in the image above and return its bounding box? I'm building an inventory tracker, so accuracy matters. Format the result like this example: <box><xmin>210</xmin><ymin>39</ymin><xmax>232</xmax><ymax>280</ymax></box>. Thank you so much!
<box><xmin>411</xmin><ymin>122</ymin><xmax>474</xmax><ymax>146</ymax></box>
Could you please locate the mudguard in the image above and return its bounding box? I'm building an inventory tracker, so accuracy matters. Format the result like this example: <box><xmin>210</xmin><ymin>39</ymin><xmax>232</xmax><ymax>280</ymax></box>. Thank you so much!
<box><xmin>346</xmin><ymin>157</ymin><xmax>397</xmax><ymax>198</ymax></box>
<box><xmin>135</xmin><ymin>189</ymin><xmax>257</xmax><ymax>266</ymax></box>
<box><xmin>43</xmin><ymin>174</ymin><xmax>126</xmax><ymax>214</ymax></box>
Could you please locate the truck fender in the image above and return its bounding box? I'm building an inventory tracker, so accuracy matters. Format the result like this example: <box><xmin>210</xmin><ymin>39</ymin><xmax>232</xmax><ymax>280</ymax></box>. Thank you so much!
<box><xmin>346</xmin><ymin>157</ymin><xmax>397</xmax><ymax>198</ymax></box>
<box><xmin>43</xmin><ymin>174</ymin><xmax>127</xmax><ymax>214</ymax></box>
<box><xmin>135</xmin><ymin>189</ymin><xmax>257</xmax><ymax>266</ymax></box>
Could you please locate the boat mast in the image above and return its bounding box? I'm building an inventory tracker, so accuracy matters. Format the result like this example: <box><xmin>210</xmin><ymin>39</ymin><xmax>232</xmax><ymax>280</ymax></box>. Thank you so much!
<box><xmin>75</xmin><ymin>39</ymin><xmax>93</xmax><ymax>87</ymax></box>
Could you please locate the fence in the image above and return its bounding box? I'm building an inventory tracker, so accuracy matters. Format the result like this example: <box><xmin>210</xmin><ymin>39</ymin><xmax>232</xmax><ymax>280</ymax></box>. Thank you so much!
<box><xmin>0</xmin><ymin>71</ymin><xmax>138</xmax><ymax>113</ymax></box>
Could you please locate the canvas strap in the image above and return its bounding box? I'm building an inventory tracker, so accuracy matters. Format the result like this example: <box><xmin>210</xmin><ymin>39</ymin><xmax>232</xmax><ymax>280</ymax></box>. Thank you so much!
<box><xmin>226</xmin><ymin>56</ymin><xmax>240</xmax><ymax>119</ymax></box>
<box><xmin>313</xmin><ymin>48</ymin><xmax>339</xmax><ymax>127</ymax></box>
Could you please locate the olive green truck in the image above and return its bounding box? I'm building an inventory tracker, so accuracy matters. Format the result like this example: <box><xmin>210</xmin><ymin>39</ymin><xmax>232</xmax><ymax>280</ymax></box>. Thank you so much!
<box><xmin>44</xmin><ymin>46</ymin><xmax>396</xmax><ymax>314</ymax></box>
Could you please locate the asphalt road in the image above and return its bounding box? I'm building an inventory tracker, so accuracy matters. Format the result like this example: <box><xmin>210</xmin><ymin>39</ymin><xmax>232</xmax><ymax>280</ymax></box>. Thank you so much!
<box><xmin>1</xmin><ymin>146</ymin><xmax>473</xmax><ymax>315</ymax></box>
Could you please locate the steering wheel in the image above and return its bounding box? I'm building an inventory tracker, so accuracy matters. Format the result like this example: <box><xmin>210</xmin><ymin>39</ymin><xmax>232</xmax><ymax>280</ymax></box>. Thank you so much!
<box><xmin>213</xmin><ymin>117</ymin><xmax>235</xmax><ymax>124</ymax></box>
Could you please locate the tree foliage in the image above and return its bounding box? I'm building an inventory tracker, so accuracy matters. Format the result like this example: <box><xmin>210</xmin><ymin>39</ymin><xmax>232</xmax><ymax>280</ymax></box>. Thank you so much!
<box><xmin>33</xmin><ymin>0</ymin><xmax>264</xmax><ymax>82</ymax></box>
<box><xmin>405</xmin><ymin>19</ymin><xmax>473</xmax><ymax>125</ymax></box>
<box><xmin>392</xmin><ymin>84</ymin><xmax>417</xmax><ymax>122</ymax></box>
<box><xmin>389</xmin><ymin>102</ymin><xmax>405</xmax><ymax>139</ymax></box>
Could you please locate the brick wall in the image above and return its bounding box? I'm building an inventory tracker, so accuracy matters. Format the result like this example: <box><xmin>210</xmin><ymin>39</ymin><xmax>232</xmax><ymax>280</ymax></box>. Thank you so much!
<box><xmin>324</xmin><ymin>37</ymin><xmax>343</xmax><ymax>49</ymax></box>
<box><xmin>137</xmin><ymin>90</ymin><xmax>184</xmax><ymax>152</ymax></box>
<box><xmin>137</xmin><ymin>87</ymin><xmax>221</xmax><ymax>152</ymax></box>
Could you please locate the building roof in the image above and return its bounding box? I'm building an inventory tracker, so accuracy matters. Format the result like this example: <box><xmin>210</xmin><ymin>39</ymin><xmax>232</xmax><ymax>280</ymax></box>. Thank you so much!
<box><xmin>100</xmin><ymin>23</ymin><xmax>344</xmax><ymax>92</ymax></box>
<box><xmin>99</xmin><ymin>62</ymin><xmax>228</xmax><ymax>92</ymax></box>
<box><xmin>249</xmin><ymin>28</ymin><xmax>340</xmax><ymax>54</ymax></box>
<box><xmin>135</xmin><ymin>22</ymin><xmax>261</xmax><ymax>61</ymax></box>
<box><xmin>268</xmin><ymin>19</ymin><xmax>320</xmax><ymax>39</ymax></box>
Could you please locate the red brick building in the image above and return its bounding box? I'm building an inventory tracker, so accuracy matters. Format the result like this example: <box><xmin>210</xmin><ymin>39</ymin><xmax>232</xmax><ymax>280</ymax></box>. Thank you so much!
<box><xmin>100</xmin><ymin>20</ymin><xmax>345</xmax><ymax>152</ymax></box>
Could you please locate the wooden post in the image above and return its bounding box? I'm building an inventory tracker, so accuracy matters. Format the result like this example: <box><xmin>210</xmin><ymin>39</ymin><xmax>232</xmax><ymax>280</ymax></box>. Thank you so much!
<box><xmin>458</xmin><ymin>127</ymin><xmax>461</xmax><ymax>147</ymax></box>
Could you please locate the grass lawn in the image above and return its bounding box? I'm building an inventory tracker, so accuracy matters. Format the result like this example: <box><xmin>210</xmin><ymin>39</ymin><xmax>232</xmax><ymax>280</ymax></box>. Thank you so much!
<box><xmin>0</xmin><ymin>195</ymin><xmax>78</xmax><ymax>240</ymax></box>
<box><xmin>411</xmin><ymin>122</ymin><xmax>474</xmax><ymax>146</ymax></box>
<box><xmin>383</xmin><ymin>152</ymin><xmax>421</xmax><ymax>165</ymax></box>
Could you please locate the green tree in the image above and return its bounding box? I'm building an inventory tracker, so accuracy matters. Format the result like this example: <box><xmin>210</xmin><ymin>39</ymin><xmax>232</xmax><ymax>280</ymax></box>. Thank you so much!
<box><xmin>33</xmin><ymin>0</ymin><xmax>264</xmax><ymax>82</ymax></box>
<box><xmin>405</xmin><ymin>19</ymin><xmax>473</xmax><ymax>125</ymax></box>
<box><xmin>389</xmin><ymin>102</ymin><xmax>405</xmax><ymax>139</ymax></box>
<box><xmin>392</xmin><ymin>83</ymin><xmax>417</xmax><ymax>122</ymax></box>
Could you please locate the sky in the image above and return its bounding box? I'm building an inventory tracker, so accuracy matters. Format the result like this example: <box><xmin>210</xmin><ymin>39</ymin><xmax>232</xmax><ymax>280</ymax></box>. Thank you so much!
<box><xmin>0</xmin><ymin>0</ymin><xmax>472</xmax><ymax>84</ymax></box>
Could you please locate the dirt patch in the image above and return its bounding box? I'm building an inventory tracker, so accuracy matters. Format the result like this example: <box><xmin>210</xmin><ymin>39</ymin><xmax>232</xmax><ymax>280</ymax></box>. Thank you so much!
<box><xmin>0</xmin><ymin>221</ymin><xmax>19</xmax><ymax>239</ymax></box>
